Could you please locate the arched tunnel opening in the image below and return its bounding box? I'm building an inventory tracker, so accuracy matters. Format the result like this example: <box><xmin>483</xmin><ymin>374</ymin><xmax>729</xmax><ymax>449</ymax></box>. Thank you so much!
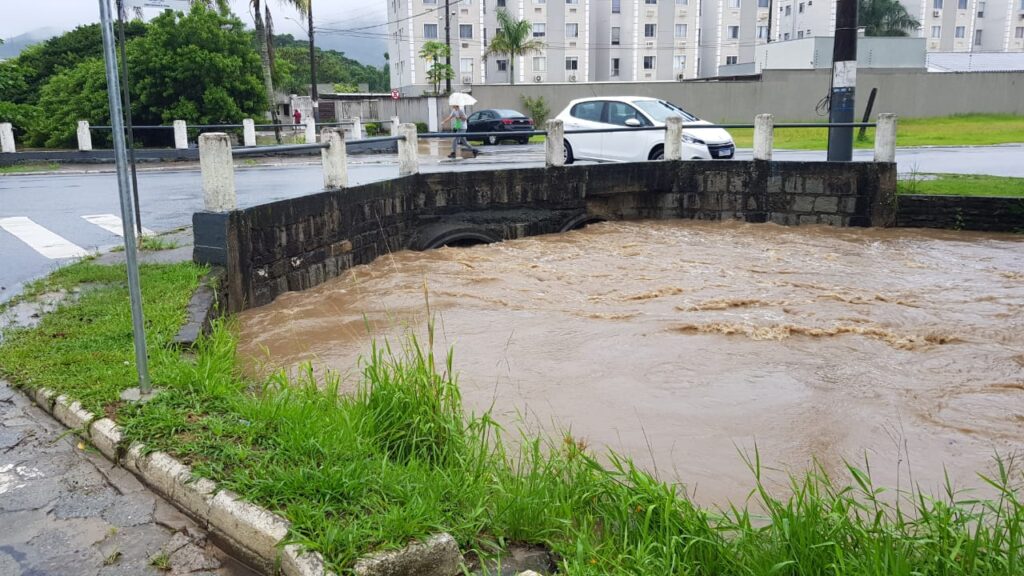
<box><xmin>560</xmin><ymin>213</ymin><xmax>607</xmax><ymax>233</ymax></box>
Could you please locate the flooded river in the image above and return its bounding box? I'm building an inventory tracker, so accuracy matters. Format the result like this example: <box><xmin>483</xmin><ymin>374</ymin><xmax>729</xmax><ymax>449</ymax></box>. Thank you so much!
<box><xmin>238</xmin><ymin>221</ymin><xmax>1024</xmax><ymax>506</ymax></box>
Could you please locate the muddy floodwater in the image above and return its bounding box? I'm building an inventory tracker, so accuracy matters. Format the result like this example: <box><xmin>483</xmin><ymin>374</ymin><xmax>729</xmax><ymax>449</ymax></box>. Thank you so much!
<box><xmin>238</xmin><ymin>221</ymin><xmax>1024</xmax><ymax>506</ymax></box>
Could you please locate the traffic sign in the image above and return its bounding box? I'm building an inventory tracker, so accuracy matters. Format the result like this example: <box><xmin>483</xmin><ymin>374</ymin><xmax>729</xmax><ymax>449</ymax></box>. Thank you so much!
<box><xmin>125</xmin><ymin>0</ymin><xmax>190</xmax><ymax>9</ymax></box>
<box><xmin>391</xmin><ymin>89</ymin><xmax>400</xmax><ymax>100</ymax></box>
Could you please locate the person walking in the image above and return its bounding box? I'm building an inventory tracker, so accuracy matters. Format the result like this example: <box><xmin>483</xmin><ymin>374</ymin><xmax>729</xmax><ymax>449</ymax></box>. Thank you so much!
<box><xmin>442</xmin><ymin>104</ymin><xmax>479</xmax><ymax>159</ymax></box>
<box><xmin>292</xmin><ymin>108</ymin><xmax>302</xmax><ymax>125</ymax></box>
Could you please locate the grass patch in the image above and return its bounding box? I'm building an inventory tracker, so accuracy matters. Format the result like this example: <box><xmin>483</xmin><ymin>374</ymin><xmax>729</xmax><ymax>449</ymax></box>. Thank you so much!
<box><xmin>3</xmin><ymin>262</ymin><xmax>1023</xmax><ymax>574</ymax></box>
<box><xmin>110</xmin><ymin>236</ymin><xmax>181</xmax><ymax>253</ymax></box>
<box><xmin>729</xmin><ymin>113</ymin><xmax>1024</xmax><ymax>150</ymax></box>
<box><xmin>0</xmin><ymin>163</ymin><xmax>59</xmax><ymax>174</ymax></box>
<box><xmin>898</xmin><ymin>174</ymin><xmax>1024</xmax><ymax>197</ymax></box>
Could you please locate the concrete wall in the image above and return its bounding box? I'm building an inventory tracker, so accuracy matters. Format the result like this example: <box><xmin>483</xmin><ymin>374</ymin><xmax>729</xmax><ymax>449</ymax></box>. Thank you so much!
<box><xmin>897</xmin><ymin>195</ymin><xmax>1024</xmax><ymax>232</ymax></box>
<box><xmin>469</xmin><ymin>69</ymin><xmax>1024</xmax><ymax>122</ymax></box>
<box><xmin>194</xmin><ymin>159</ymin><xmax>896</xmax><ymax>312</ymax></box>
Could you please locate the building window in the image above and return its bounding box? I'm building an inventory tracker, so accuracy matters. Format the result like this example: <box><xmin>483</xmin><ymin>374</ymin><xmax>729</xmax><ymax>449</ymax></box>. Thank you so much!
<box><xmin>460</xmin><ymin>24</ymin><xmax>473</xmax><ymax>38</ymax></box>
<box><xmin>643</xmin><ymin>55</ymin><xmax>656</xmax><ymax>69</ymax></box>
<box><xmin>675</xmin><ymin>24</ymin><xmax>688</xmax><ymax>37</ymax></box>
<box><xmin>785</xmin><ymin>5</ymin><xmax>791</xmax><ymax>15</ymax></box>
<box><xmin>645</xmin><ymin>23</ymin><xmax>657</xmax><ymax>37</ymax></box>
<box><xmin>536</xmin><ymin>0</ymin><xmax>546</xmax><ymax>3</ymax></box>
<box><xmin>977</xmin><ymin>1</ymin><xmax>985</xmax><ymax>16</ymax></box>
<box><xmin>974</xmin><ymin>29</ymin><xmax>982</xmax><ymax>45</ymax></box>
<box><xmin>1020</xmin><ymin>0</ymin><xmax>1024</xmax><ymax>10</ymax></box>
<box><xmin>423</xmin><ymin>23</ymin><xmax>438</xmax><ymax>38</ymax></box>
<box><xmin>957</xmin><ymin>0</ymin><xmax>967</xmax><ymax>8</ymax></box>
<box><xmin>757</xmin><ymin>25</ymin><xmax>769</xmax><ymax>38</ymax></box>
<box><xmin>799</xmin><ymin>2</ymin><xmax>805</xmax><ymax>11</ymax></box>
<box><xmin>797</xmin><ymin>30</ymin><xmax>804</xmax><ymax>38</ymax></box>
<box><xmin>673</xmin><ymin>55</ymin><xmax>686</xmax><ymax>69</ymax></box>
<box><xmin>612</xmin><ymin>0</ymin><xmax>621</xmax><ymax>12</ymax></box>
<box><xmin>783</xmin><ymin>32</ymin><xmax>790</xmax><ymax>39</ymax></box>
<box><xmin>533</xmin><ymin>56</ymin><xmax>546</xmax><ymax>71</ymax></box>
<box><xmin>931</xmin><ymin>25</ymin><xmax>941</xmax><ymax>37</ymax></box>
<box><xmin>612</xmin><ymin>27</ymin><xmax>621</xmax><ymax>44</ymax></box>
<box><xmin>566</xmin><ymin>0</ymin><xmax>578</xmax><ymax>4</ymax></box>
<box><xmin>611</xmin><ymin>58</ymin><xmax>620</xmax><ymax>76</ymax></box>
<box><xmin>677</xmin><ymin>0</ymin><xmax>688</xmax><ymax>5</ymax></box>
<box><xmin>533</xmin><ymin>23</ymin><xmax>546</xmax><ymax>37</ymax></box>
<box><xmin>726</xmin><ymin>56</ymin><xmax>738</xmax><ymax>65</ymax></box>
<box><xmin>729</xmin><ymin>0</ymin><xmax>740</xmax><ymax>7</ymax></box>
<box><xmin>496</xmin><ymin>59</ymin><xmax>508</xmax><ymax>71</ymax></box>
<box><xmin>566</xmin><ymin>23</ymin><xmax>579</xmax><ymax>37</ymax></box>
<box><xmin>758</xmin><ymin>0</ymin><xmax>769</xmax><ymax>6</ymax></box>
<box><xmin>728</xmin><ymin>25</ymin><xmax>739</xmax><ymax>38</ymax></box>
<box><xmin>1016</xmin><ymin>26</ymin><xmax>1024</xmax><ymax>38</ymax></box>
<box><xmin>461</xmin><ymin>58</ymin><xmax>474</xmax><ymax>79</ymax></box>
<box><xmin>565</xmin><ymin>57</ymin><xmax>579</xmax><ymax>71</ymax></box>
<box><xmin>954</xmin><ymin>25</ymin><xmax>965</xmax><ymax>37</ymax></box>
<box><xmin>646</xmin><ymin>0</ymin><xmax>657</xmax><ymax>4</ymax></box>
<box><xmin>933</xmin><ymin>0</ymin><xmax>942</xmax><ymax>9</ymax></box>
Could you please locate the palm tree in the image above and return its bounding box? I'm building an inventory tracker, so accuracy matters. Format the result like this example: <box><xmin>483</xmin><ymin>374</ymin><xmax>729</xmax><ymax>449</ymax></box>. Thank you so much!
<box><xmin>249</xmin><ymin>0</ymin><xmax>282</xmax><ymax>135</ymax></box>
<box><xmin>858</xmin><ymin>0</ymin><xmax>920</xmax><ymax>36</ymax></box>
<box><xmin>483</xmin><ymin>9</ymin><xmax>545</xmax><ymax>86</ymax></box>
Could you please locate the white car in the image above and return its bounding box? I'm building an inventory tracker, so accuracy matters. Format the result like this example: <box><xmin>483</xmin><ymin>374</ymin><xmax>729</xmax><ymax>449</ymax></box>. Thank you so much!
<box><xmin>554</xmin><ymin>96</ymin><xmax>735</xmax><ymax>164</ymax></box>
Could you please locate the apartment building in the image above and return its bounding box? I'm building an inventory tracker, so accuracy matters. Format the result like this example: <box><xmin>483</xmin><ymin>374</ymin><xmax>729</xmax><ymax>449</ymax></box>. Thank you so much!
<box><xmin>386</xmin><ymin>0</ymin><xmax>1024</xmax><ymax>92</ymax></box>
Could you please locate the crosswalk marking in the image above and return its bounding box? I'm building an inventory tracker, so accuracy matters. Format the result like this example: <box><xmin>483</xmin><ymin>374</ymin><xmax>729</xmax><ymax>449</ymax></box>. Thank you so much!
<box><xmin>0</xmin><ymin>216</ymin><xmax>91</xmax><ymax>260</ymax></box>
<box><xmin>82</xmin><ymin>214</ymin><xmax>154</xmax><ymax>237</ymax></box>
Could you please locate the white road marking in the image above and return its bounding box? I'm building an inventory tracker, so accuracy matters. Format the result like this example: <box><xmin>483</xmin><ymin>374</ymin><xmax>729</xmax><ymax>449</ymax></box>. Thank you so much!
<box><xmin>82</xmin><ymin>214</ymin><xmax>153</xmax><ymax>237</ymax></box>
<box><xmin>0</xmin><ymin>216</ymin><xmax>91</xmax><ymax>259</ymax></box>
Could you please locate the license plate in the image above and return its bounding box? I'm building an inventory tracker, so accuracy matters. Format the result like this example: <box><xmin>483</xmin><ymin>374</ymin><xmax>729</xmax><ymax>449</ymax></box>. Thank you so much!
<box><xmin>717</xmin><ymin>147</ymin><xmax>733</xmax><ymax>157</ymax></box>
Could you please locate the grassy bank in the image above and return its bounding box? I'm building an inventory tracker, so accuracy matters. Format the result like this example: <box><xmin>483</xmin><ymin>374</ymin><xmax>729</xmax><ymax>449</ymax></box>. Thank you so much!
<box><xmin>898</xmin><ymin>174</ymin><xmax>1024</xmax><ymax>198</ymax></box>
<box><xmin>0</xmin><ymin>163</ymin><xmax>59</xmax><ymax>174</ymax></box>
<box><xmin>2</xmin><ymin>261</ymin><xmax>1022</xmax><ymax>574</ymax></box>
<box><xmin>729</xmin><ymin>114</ymin><xmax>1024</xmax><ymax>150</ymax></box>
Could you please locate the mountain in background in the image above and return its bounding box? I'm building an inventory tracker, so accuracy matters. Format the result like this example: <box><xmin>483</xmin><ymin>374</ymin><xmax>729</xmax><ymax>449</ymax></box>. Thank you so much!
<box><xmin>314</xmin><ymin>34</ymin><xmax>386</xmax><ymax>67</ymax></box>
<box><xmin>0</xmin><ymin>27</ymin><xmax>65</xmax><ymax>58</ymax></box>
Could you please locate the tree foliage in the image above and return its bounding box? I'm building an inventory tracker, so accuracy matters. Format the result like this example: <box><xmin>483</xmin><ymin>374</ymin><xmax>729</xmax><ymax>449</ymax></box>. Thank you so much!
<box><xmin>273</xmin><ymin>35</ymin><xmax>388</xmax><ymax>94</ymax></box>
<box><xmin>30</xmin><ymin>58</ymin><xmax>112</xmax><ymax>148</ymax></box>
<box><xmin>859</xmin><ymin>0</ymin><xmax>921</xmax><ymax>36</ymax></box>
<box><xmin>484</xmin><ymin>9</ymin><xmax>545</xmax><ymax>86</ymax></box>
<box><xmin>419</xmin><ymin>41</ymin><xmax>452</xmax><ymax>95</ymax></box>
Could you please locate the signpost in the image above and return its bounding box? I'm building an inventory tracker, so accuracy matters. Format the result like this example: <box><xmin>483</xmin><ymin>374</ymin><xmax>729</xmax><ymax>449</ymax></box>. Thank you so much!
<box><xmin>98</xmin><ymin>0</ymin><xmax>151</xmax><ymax>395</ymax></box>
<box><xmin>392</xmin><ymin>89</ymin><xmax>400</xmax><ymax>117</ymax></box>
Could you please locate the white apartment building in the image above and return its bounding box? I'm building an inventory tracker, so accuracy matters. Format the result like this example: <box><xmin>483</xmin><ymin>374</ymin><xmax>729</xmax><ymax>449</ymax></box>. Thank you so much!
<box><xmin>387</xmin><ymin>0</ymin><xmax>1024</xmax><ymax>92</ymax></box>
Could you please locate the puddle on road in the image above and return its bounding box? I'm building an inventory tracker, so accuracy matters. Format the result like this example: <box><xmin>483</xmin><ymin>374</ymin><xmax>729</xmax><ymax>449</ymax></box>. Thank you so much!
<box><xmin>238</xmin><ymin>220</ymin><xmax>1024</xmax><ymax>506</ymax></box>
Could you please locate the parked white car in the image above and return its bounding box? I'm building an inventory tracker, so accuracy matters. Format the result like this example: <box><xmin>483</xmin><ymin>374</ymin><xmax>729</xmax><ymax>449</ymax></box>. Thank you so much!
<box><xmin>554</xmin><ymin>96</ymin><xmax>735</xmax><ymax>164</ymax></box>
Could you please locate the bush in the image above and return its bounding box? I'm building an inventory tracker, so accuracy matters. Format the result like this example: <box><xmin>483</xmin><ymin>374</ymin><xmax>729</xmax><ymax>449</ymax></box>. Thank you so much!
<box><xmin>364</xmin><ymin>122</ymin><xmax>380</xmax><ymax>136</ymax></box>
<box><xmin>415</xmin><ymin>121</ymin><xmax>429</xmax><ymax>133</ymax></box>
<box><xmin>521</xmin><ymin>95</ymin><xmax>549</xmax><ymax>127</ymax></box>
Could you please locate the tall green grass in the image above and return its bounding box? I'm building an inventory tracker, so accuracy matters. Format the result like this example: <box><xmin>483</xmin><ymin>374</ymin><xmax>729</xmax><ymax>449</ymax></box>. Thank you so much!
<box><xmin>3</xmin><ymin>261</ymin><xmax>1022</xmax><ymax>574</ymax></box>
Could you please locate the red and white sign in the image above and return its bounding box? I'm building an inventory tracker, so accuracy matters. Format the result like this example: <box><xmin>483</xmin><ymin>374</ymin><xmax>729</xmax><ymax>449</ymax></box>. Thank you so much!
<box><xmin>391</xmin><ymin>89</ymin><xmax>400</xmax><ymax>100</ymax></box>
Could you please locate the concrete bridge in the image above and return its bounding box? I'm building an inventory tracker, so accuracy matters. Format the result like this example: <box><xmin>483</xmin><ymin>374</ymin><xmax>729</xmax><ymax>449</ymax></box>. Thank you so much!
<box><xmin>192</xmin><ymin>122</ymin><xmax>898</xmax><ymax>311</ymax></box>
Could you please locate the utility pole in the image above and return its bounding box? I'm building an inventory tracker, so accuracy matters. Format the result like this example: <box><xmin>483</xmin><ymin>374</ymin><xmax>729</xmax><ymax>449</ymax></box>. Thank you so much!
<box><xmin>827</xmin><ymin>0</ymin><xmax>858</xmax><ymax>161</ymax></box>
<box><xmin>115</xmin><ymin>0</ymin><xmax>143</xmax><ymax>238</ymax></box>
<box><xmin>766</xmin><ymin>0</ymin><xmax>773</xmax><ymax>43</ymax></box>
<box><xmin>444</xmin><ymin>0</ymin><xmax>452</xmax><ymax>94</ymax></box>
<box><xmin>307</xmin><ymin>0</ymin><xmax>319</xmax><ymax>121</ymax></box>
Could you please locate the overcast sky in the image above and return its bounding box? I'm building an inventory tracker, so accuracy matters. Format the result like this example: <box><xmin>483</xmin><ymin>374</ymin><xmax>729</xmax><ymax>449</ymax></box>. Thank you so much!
<box><xmin>0</xmin><ymin>0</ymin><xmax>386</xmax><ymax>40</ymax></box>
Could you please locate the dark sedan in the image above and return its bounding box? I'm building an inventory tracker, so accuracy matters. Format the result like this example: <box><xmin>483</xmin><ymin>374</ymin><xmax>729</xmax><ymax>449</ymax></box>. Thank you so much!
<box><xmin>466</xmin><ymin>109</ymin><xmax>534</xmax><ymax>145</ymax></box>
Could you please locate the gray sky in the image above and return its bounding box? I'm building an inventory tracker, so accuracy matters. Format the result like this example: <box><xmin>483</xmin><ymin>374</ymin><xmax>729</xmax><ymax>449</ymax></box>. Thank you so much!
<box><xmin>0</xmin><ymin>0</ymin><xmax>386</xmax><ymax>40</ymax></box>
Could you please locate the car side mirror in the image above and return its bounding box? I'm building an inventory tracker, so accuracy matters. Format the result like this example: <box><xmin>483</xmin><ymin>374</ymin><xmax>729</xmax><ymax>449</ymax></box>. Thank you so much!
<box><xmin>625</xmin><ymin>118</ymin><xmax>641</xmax><ymax>127</ymax></box>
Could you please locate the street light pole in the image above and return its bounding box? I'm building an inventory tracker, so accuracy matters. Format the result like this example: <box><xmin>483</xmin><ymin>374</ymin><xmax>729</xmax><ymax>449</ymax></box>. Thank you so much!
<box><xmin>115</xmin><ymin>0</ymin><xmax>143</xmax><ymax>238</ymax></box>
<box><xmin>98</xmin><ymin>0</ymin><xmax>151</xmax><ymax>394</ymax></box>
<box><xmin>307</xmin><ymin>0</ymin><xmax>319</xmax><ymax>121</ymax></box>
<box><xmin>444</xmin><ymin>0</ymin><xmax>452</xmax><ymax>94</ymax></box>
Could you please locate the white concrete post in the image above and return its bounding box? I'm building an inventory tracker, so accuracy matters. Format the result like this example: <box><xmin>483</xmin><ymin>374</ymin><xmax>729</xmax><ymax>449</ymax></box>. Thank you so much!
<box><xmin>351</xmin><ymin>116</ymin><xmax>363</xmax><ymax>140</ymax></box>
<box><xmin>321</xmin><ymin>128</ymin><xmax>348</xmax><ymax>190</ymax></box>
<box><xmin>664</xmin><ymin>116</ymin><xmax>683</xmax><ymax>161</ymax></box>
<box><xmin>76</xmin><ymin>121</ymin><xmax>93</xmax><ymax>151</ymax></box>
<box><xmin>304</xmin><ymin>119</ymin><xmax>316</xmax><ymax>144</ymax></box>
<box><xmin>545</xmin><ymin>119</ymin><xmax>565</xmax><ymax>167</ymax></box>
<box><xmin>753</xmin><ymin>113</ymin><xmax>774</xmax><ymax>161</ymax></box>
<box><xmin>0</xmin><ymin>123</ymin><xmax>16</xmax><ymax>153</ymax></box>
<box><xmin>198</xmin><ymin>133</ymin><xmax>236</xmax><ymax>212</ymax></box>
<box><xmin>874</xmin><ymin>113</ymin><xmax>898</xmax><ymax>163</ymax></box>
<box><xmin>242</xmin><ymin>118</ymin><xmax>256</xmax><ymax>147</ymax></box>
<box><xmin>173</xmin><ymin>120</ymin><xmax>188</xmax><ymax>149</ymax></box>
<box><xmin>390</xmin><ymin>116</ymin><xmax>401</xmax><ymax>136</ymax></box>
<box><xmin>427</xmin><ymin>97</ymin><xmax>439</xmax><ymax>132</ymax></box>
<box><xmin>397</xmin><ymin>123</ymin><xmax>419</xmax><ymax>176</ymax></box>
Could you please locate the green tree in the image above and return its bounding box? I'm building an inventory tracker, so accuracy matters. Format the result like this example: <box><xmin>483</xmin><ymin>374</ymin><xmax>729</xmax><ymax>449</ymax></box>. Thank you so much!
<box><xmin>419</xmin><ymin>41</ymin><xmax>452</xmax><ymax>95</ymax></box>
<box><xmin>29</xmin><ymin>58</ymin><xmax>111</xmax><ymax>148</ymax></box>
<box><xmin>859</xmin><ymin>0</ymin><xmax>920</xmax><ymax>36</ymax></box>
<box><xmin>128</xmin><ymin>5</ymin><xmax>264</xmax><ymax>128</ymax></box>
<box><xmin>273</xmin><ymin>37</ymin><xmax>389</xmax><ymax>94</ymax></box>
<box><xmin>248</xmin><ymin>0</ymin><xmax>280</xmax><ymax>126</ymax></box>
<box><xmin>484</xmin><ymin>9</ymin><xmax>545</xmax><ymax>86</ymax></box>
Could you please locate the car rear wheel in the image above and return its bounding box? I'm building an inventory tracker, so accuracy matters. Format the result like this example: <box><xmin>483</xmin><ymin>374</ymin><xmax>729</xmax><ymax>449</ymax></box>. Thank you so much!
<box><xmin>517</xmin><ymin>138</ymin><xmax>529</xmax><ymax>145</ymax></box>
<box><xmin>650</xmin><ymin>145</ymin><xmax>664</xmax><ymax>161</ymax></box>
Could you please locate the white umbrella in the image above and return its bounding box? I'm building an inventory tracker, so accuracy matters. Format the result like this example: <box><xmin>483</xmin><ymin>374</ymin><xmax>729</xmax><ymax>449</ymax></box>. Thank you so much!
<box><xmin>448</xmin><ymin>92</ymin><xmax>477</xmax><ymax>107</ymax></box>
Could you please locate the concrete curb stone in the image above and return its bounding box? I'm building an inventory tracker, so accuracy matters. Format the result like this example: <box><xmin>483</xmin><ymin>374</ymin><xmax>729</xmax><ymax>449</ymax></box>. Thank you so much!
<box><xmin>88</xmin><ymin>417</ymin><xmax>123</xmax><ymax>460</ymax></box>
<box><xmin>32</xmin><ymin>387</ymin><xmax>56</xmax><ymax>411</ymax></box>
<box><xmin>208</xmin><ymin>490</ymin><xmax>291</xmax><ymax>571</ymax></box>
<box><xmin>283</xmin><ymin>544</ymin><xmax>338</xmax><ymax>576</ymax></box>
<box><xmin>353</xmin><ymin>533</ymin><xmax>463</xmax><ymax>576</ymax></box>
<box><xmin>52</xmin><ymin>394</ymin><xmax>96</xmax><ymax>431</ymax></box>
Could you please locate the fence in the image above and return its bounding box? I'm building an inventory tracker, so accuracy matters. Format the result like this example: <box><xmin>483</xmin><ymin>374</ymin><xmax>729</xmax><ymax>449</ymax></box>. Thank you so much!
<box><xmin>194</xmin><ymin>114</ymin><xmax>897</xmax><ymax>213</ymax></box>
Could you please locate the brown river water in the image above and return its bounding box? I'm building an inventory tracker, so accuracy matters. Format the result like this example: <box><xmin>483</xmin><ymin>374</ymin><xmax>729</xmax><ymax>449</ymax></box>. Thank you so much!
<box><xmin>238</xmin><ymin>221</ymin><xmax>1024</xmax><ymax>506</ymax></box>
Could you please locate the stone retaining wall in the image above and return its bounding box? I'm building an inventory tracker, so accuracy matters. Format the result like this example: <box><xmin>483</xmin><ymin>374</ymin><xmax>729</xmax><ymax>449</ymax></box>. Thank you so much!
<box><xmin>194</xmin><ymin>160</ymin><xmax>897</xmax><ymax>312</ymax></box>
<box><xmin>896</xmin><ymin>195</ymin><xmax>1024</xmax><ymax>232</ymax></box>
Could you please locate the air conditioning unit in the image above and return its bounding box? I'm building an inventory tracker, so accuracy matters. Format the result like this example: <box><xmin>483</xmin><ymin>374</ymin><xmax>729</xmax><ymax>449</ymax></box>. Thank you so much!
<box><xmin>568</xmin><ymin>74</ymin><xmax>577</xmax><ymax>82</ymax></box>
<box><xmin>462</xmin><ymin>75</ymin><xmax>473</xmax><ymax>84</ymax></box>
<box><xmin>646</xmin><ymin>41</ymin><xmax>655</xmax><ymax>47</ymax></box>
<box><xmin>570</xmin><ymin>7</ymin><xmax>577</xmax><ymax>11</ymax></box>
<box><xmin>677</xmin><ymin>73</ymin><xmax>686</xmax><ymax>80</ymax></box>
<box><xmin>534</xmin><ymin>75</ymin><xmax>543</xmax><ymax>82</ymax></box>
<box><xmin>933</xmin><ymin>9</ymin><xmax>940</xmax><ymax>16</ymax></box>
<box><xmin>462</xmin><ymin>42</ymin><xmax>470</xmax><ymax>48</ymax></box>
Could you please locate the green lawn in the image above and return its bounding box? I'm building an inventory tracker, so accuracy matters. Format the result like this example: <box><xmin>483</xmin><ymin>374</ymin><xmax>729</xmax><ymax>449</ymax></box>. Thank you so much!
<box><xmin>729</xmin><ymin>114</ymin><xmax>1024</xmax><ymax>150</ymax></box>
<box><xmin>3</xmin><ymin>261</ymin><xmax>1023</xmax><ymax>575</ymax></box>
<box><xmin>899</xmin><ymin>174</ymin><xmax>1024</xmax><ymax>197</ymax></box>
<box><xmin>0</xmin><ymin>163</ymin><xmax>59</xmax><ymax>174</ymax></box>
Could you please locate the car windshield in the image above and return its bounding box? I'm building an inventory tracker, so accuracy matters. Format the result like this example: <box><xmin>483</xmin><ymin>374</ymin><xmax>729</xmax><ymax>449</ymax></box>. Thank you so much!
<box><xmin>633</xmin><ymin>100</ymin><xmax>698</xmax><ymax>123</ymax></box>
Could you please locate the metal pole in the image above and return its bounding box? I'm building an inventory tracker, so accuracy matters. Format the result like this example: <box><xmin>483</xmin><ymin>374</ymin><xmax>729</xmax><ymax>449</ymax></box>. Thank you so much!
<box><xmin>98</xmin><ymin>0</ymin><xmax>151</xmax><ymax>393</ymax></box>
<box><xmin>115</xmin><ymin>0</ymin><xmax>143</xmax><ymax>238</ymax></box>
<box><xmin>827</xmin><ymin>0</ymin><xmax>858</xmax><ymax>161</ymax></box>
<box><xmin>444</xmin><ymin>0</ymin><xmax>452</xmax><ymax>94</ymax></box>
<box><xmin>307</xmin><ymin>0</ymin><xmax>319</xmax><ymax>122</ymax></box>
<box><xmin>858</xmin><ymin>87</ymin><xmax>877</xmax><ymax>141</ymax></box>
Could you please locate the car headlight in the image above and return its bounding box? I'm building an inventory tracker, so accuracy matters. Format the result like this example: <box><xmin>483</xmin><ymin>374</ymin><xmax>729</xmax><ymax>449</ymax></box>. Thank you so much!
<box><xmin>682</xmin><ymin>133</ymin><xmax>705</xmax><ymax>145</ymax></box>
